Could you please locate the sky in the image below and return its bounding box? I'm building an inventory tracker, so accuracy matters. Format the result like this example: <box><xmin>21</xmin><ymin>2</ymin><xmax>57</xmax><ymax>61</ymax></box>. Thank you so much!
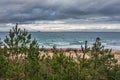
<box><xmin>0</xmin><ymin>0</ymin><xmax>120</xmax><ymax>31</ymax></box>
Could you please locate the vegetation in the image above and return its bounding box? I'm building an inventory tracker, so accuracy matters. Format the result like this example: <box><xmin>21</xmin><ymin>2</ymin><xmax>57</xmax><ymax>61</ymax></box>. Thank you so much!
<box><xmin>0</xmin><ymin>24</ymin><xmax>120</xmax><ymax>80</ymax></box>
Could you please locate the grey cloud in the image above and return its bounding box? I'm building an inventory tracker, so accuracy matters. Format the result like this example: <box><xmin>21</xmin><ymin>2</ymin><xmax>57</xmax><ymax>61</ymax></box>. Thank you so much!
<box><xmin>99</xmin><ymin>3</ymin><xmax>120</xmax><ymax>15</ymax></box>
<box><xmin>0</xmin><ymin>0</ymin><xmax>120</xmax><ymax>24</ymax></box>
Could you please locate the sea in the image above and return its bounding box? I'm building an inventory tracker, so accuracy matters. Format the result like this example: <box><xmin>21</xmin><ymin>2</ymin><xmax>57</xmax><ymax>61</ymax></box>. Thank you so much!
<box><xmin>0</xmin><ymin>32</ymin><xmax>120</xmax><ymax>49</ymax></box>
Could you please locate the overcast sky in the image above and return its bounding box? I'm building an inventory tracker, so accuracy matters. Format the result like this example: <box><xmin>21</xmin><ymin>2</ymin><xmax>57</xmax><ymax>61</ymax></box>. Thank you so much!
<box><xmin>0</xmin><ymin>0</ymin><xmax>120</xmax><ymax>31</ymax></box>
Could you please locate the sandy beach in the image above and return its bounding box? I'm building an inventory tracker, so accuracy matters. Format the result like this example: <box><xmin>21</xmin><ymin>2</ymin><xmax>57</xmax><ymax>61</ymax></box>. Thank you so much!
<box><xmin>39</xmin><ymin>48</ymin><xmax>120</xmax><ymax>64</ymax></box>
<box><xmin>111</xmin><ymin>49</ymin><xmax>120</xmax><ymax>64</ymax></box>
<box><xmin>7</xmin><ymin>48</ymin><xmax>120</xmax><ymax>64</ymax></box>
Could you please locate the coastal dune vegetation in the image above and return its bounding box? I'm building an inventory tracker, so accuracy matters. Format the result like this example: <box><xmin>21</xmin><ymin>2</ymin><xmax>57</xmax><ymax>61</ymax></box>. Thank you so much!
<box><xmin>0</xmin><ymin>24</ymin><xmax>120</xmax><ymax>80</ymax></box>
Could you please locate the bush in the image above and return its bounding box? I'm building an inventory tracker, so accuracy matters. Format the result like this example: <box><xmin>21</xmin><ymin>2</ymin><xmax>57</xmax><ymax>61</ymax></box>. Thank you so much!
<box><xmin>0</xmin><ymin>24</ymin><xmax>119</xmax><ymax>80</ymax></box>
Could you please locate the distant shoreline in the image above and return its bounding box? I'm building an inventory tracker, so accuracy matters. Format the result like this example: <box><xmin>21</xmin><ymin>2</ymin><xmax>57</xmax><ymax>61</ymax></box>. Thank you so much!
<box><xmin>1</xmin><ymin>29</ymin><xmax>120</xmax><ymax>33</ymax></box>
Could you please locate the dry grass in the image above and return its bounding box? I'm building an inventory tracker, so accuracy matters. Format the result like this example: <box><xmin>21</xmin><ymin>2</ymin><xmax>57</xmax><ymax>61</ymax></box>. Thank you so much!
<box><xmin>7</xmin><ymin>48</ymin><xmax>120</xmax><ymax>64</ymax></box>
<box><xmin>112</xmin><ymin>49</ymin><xmax>120</xmax><ymax>64</ymax></box>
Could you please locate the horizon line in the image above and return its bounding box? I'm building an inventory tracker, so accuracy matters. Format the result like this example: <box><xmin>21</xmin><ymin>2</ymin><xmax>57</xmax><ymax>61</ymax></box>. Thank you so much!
<box><xmin>1</xmin><ymin>29</ymin><xmax>120</xmax><ymax>32</ymax></box>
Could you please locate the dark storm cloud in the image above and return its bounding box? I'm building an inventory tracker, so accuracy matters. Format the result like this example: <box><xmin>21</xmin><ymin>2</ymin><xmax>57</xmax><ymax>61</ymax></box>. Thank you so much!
<box><xmin>0</xmin><ymin>0</ymin><xmax>120</xmax><ymax>23</ymax></box>
<box><xmin>99</xmin><ymin>2</ymin><xmax>120</xmax><ymax>15</ymax></box>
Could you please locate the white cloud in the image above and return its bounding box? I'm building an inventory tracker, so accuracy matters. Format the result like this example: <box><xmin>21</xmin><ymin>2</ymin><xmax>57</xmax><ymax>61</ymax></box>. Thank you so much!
<box><xmin>18</xmin><ymin>22</ymin><xmax>120</xmax><ymax>31</ymax></box>
<box><xmin>1</xmin><ymin>18</ymin><xmax>120</xmax><ymax>32</ymax></box>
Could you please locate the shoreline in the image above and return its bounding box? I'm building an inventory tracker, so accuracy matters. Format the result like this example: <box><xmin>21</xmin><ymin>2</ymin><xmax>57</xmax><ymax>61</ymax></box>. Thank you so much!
<box><xmin>40</xmin><ymin>47</ymin><xmax>120</xmax><ymax>51</ymax></box>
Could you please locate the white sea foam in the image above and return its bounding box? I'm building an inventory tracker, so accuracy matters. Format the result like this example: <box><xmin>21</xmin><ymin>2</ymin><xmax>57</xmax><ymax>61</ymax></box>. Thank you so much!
<box><xmin>39</xmin><ymin>41</ymin><xmax>120</xmax><ymax>50</ymax></box>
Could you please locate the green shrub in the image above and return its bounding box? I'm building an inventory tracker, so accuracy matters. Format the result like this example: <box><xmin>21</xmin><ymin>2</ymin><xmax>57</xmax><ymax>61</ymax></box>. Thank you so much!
<box><xmin>0</xmin><ymin>24</ymin><xmax>120</xmax><ymax>80</ymax></box>
<box><xmin>0</xmin><ymin>38</ymin><xmax>8</xmax><ymax>79</ymax></box>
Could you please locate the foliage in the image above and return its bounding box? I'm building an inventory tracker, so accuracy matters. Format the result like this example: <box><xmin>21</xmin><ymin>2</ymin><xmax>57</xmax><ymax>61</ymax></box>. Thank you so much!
<box><xmin>0</xmin><ymin>24</ymin><xmax>120</xmax><ymax>80</ymax></box>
